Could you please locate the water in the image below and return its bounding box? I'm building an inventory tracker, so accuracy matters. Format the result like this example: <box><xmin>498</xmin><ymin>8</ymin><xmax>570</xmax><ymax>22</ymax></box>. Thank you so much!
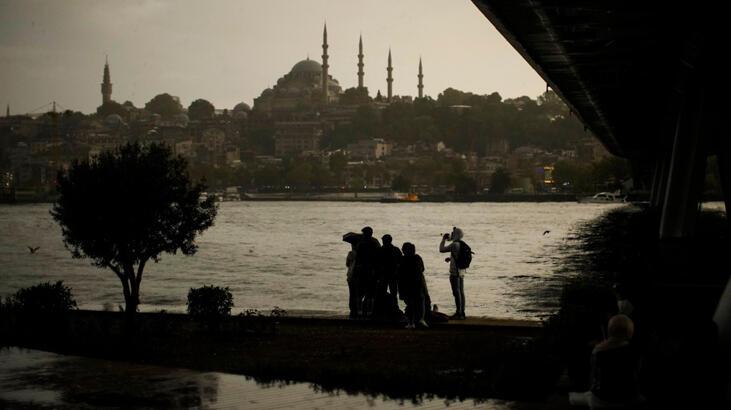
<box><xmin>0</xmin><ymin>201</ymin><xmax>622</xmax><ymax>320</ymax></box>
<box><xmin>0</xmin><ymin>347</ymin><xmax>522</xmax><ymax>409</ymax></box>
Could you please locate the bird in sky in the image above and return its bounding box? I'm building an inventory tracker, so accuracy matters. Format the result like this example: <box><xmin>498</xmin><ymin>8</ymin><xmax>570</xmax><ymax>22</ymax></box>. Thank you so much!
<box><xmin>28</xmin><ymin>246</ymin><xmax>40</xmax><ymax>254</ymax></box>
<box><xmin>543</xmin><ymin>230</ymin><xmax>551</xmax><ymax>236</ymax></box>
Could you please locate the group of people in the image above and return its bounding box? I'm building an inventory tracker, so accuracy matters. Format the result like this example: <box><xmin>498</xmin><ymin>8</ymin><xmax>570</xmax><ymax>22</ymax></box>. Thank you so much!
<box><xmin>344</xmin><ymin>226</ymin><xmax>472</xmax><ymax>328</ymax></box>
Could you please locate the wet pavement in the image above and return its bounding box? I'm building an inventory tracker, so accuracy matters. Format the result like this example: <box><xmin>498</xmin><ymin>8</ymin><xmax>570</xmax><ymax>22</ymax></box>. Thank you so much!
<box><xmin>0</xmin><ymin>347</ymin><xmax>528</xmax><ymax>409</ymax></box>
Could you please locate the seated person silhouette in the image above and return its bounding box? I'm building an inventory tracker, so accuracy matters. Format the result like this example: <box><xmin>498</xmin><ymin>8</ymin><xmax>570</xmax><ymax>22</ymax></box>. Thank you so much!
<box><xmin>569</xmin><ymin>314</ymin><xmax>644</xmax><ymax>409</ymax></box>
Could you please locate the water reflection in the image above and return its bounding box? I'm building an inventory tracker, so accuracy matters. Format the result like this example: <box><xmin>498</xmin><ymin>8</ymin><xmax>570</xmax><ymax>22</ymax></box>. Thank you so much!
<box><xmin>0</xmin><ymin>347</ymin><xmax>535</xmax><ymax>409</ymax></box>
<box><xmin>0</xmin><ymin>347</ymin><xmax>219</xmax><ymax>408</ymax></box>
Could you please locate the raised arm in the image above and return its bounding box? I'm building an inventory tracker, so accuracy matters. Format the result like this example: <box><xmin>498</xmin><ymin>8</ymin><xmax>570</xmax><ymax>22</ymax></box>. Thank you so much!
<box><xmin>439</xmin><ymin>238</ymin><xmax>453</xmax><ymax>253</ymax></box>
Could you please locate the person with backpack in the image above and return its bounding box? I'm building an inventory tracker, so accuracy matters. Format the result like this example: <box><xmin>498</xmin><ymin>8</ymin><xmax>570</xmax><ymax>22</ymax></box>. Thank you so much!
<box><xmin>439</xmin><ymin>227</ymin><xmax>472</xmax><ymax>319</ymax></box>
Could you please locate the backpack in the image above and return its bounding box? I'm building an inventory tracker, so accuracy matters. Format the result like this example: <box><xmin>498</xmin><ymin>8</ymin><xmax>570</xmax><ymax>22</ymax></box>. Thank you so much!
<box><xmin>455</xmin><ymin>240</ymin><xmax>473</xmax><ymax>269</ymax></box>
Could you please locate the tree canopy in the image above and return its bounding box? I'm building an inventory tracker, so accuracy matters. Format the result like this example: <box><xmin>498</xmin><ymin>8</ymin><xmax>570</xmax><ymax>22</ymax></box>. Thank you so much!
<box><xmin>96</xmin><ymin>101</ymin><xmax>127</xmax><ymax>118</ymax></box>
<box><xmin>340</xmin><ymin>87</ymin><xmax>371</xmax><ymax>105</ymax></box>
<box><xmin>51</xmin><ymin>143</ymin><xmax>217</xmax><ymax>315</ymax></box>
<box><xmin>145</xmin><ymin>93</ymin><xmax>183</xmax><ymax>118</ymax></box>
<box><xmin>320</xmin><ymin>89</ymin><xmax>589</xmax><ymax>155</ymax></box>
<box><xmin>490</xmin><ymin>167</ymin><xmax>512</xmax><ymax>194</ymax></box>
<box><xmin>188</xmin><ymin>99</ymin><xmax>215</xmax><ymax>121</ymax></box>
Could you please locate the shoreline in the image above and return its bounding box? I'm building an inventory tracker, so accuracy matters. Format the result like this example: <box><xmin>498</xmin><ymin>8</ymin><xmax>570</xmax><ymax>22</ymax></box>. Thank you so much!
<box><xmin>0</xmin><ymin>309</ymin><xmax>558</xmax><ymax>402</ymax></box>
<box><xmin>2</xmin><ymin>192</ymin><xmax>584</xmax><ymax>204</ymax></box>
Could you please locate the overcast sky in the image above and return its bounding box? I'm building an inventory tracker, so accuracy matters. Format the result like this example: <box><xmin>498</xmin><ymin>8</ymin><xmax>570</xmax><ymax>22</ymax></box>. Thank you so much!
<box><xmin>0</xmin><ymin>0</ymin><xmax>546</xmax><ymax>114</ymax></box>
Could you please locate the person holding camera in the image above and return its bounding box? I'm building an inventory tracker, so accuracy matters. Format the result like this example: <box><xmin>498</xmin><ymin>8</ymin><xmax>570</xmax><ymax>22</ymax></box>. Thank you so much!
<box><xmin>439</xmin><ymin>227</ymin><xmax>470</xmax><ymax>320</ymax></box>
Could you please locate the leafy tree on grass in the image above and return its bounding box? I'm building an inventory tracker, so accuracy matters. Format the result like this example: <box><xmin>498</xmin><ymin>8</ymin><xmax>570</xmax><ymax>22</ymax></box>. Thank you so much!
<box><xmin>51</xmin><ymin>143</ymin><xmax>217</xmax><ymax>318</ymax></box>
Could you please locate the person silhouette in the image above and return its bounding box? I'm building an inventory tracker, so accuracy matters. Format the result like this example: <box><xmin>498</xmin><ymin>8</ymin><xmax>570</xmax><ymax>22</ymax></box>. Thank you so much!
<box><xmin>440</xmin><ymin>227</ymin><xmax>468</xmax><ymax>319</ymax></box>
<box><xmin>378</xmin><ymin>234</ymin><xmax>402</xmax><ymax>312</ymax></box>
<box><xmin>569</xmin><ymin>314</ymin><xmax>644</xmax><ymax>408</ymax></box>
<box><xmin>354</xmin><ymin>226</ymin><xmax>380</xmax><ymax>317</ymax></box>
<box><xmin>398</xmin><ymin>242</ymin><xmax>428</xmax><ymax>329</ymax></box>
<box><xmin>346</xmin><ymin>242</ymin><xmax>358</xmax><ymax>318</ymax></box>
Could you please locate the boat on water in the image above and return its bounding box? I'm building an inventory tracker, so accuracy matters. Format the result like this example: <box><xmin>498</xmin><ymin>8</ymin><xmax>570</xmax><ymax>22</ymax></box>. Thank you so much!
<box><xmin>380</xmin><ymin>192</ymin><xmax>419</xmax><ymax>203</ymax></box>
<box><xmin>578</xmin><ymin>191</ymin><xmax>627</xmax><ymax>203</ymax></box>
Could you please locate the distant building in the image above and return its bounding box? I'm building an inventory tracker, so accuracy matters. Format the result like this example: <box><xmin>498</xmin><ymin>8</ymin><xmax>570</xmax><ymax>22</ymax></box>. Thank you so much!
<box><xmin>101</xmin><ymin>57</ymin><xmax>112</xmax><ymax>105</ymax></box>
<box><xmin>273</xmin><ymin>121</ymin><xmax>322</xmax><ymax>157</ymax></box>
<box><xmin>253</xmin><ymin>24</ymin><xmax>426</xmax><ymax>118</ymax></box>
<box><xmin>174</xmin><ymin>140</ymin><xmax>195</xmax><ymax>159</ymax></box>
<box><xmin>347</xmin><ymin>138</ymin><xmax>392</xmax><ymax>160</ymax></box>
<box><xmin>254</xmin><ymin>25</ymin><xmax>342</xmax><ymax>115</ymax></box>
<box><xmin>225</xmin><ymin>146</ymin><xmax>241</xmax><ymax>166</ymax></box>
<box><xmin>486</xmin><ymin>136</ymin><xmax>510</xmax><ymax>156</ymax></box>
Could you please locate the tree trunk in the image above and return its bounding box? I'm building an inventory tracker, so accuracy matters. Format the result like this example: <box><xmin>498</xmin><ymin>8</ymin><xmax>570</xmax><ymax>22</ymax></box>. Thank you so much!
<box><xmin>121</xmin><ymin>264</ymin><xmax>139</xmax><ymax>335</ymax></box>
<box><xmin>125</xmin><ymin>292</ymin><xmax>139</xmax><ymax>316</ymax></box>
<box><xmin>119</xmin><ymin>276</ymin><xmax>133</xmax><ymax>313</ymax></box>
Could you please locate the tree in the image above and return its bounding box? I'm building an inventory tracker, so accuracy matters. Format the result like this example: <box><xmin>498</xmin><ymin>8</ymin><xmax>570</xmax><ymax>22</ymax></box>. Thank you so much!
<box><xmin>328</xmin><ymin>152</ymin><xmax>347</xmax><ymax>174</ymax></box>
<box><xmin>145</xmin><ymin>93</ymin><xmax>183</xmax><ymax>118</ymax></box>
<box><xmin>490</xmin><ymin>167</ymin><xmax>512</xmax><ymax>194</ymax></box>
<box><xmin>537</xmin><ymin>90</ymin><xmax>567</xmax><ymax>119</ymax></box>
<box><xmin>96</xmin><ymin>101</ymin><xmax>127</xmax><ymax>118</ymax></box>
<box><xmin>590</xmin><ymin>156</ymin><xmax>631</xmax><ymax>191</ymax></box>
<box><xmin>188</xmin><ymin>99</ymin><xmax>215</xmax><ymax>121</ymax></box>
<box><xmin>340</xmin><ymin>87</ymin><xmax>371</xmax><ymax>105</ymax></box>
<box><xmin>392</xmin><ymin>174</ymin><xmax>411</xmax><ymax>192</ymax></box>
<box><xmin>285</xmin><ymin>160</ymin><xmax>312</xmax><ymax>189</ymax></box>
<box><xmin>51</xmin><ymin>143</ymin><xmax>217</xmax><ymax>318</ymax></box>
<box><xmin>452</xmin><ymin>173</ymin><xmax>477</xmax><ymax>195</ymax></box>
<box><xmin>553</xmin><ymin>159</ymin><xmax>590</xmax><ymax>192</ymax></box>
<box><xmin>253</xmin><ymin>165</ymin><xmax>282</xmax><ymax>188</ymax></box>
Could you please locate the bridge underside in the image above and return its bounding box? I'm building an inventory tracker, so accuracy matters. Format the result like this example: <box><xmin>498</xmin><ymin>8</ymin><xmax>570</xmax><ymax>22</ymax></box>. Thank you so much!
<box><xmin>471</xmin><ymin>1</ymin><xmax>731</xmax><ymax>405</ymax></box>
<box><xmin>472</xmin><ymin>0</ymin><xmax>731</xmax><ymax>239</ymax></box>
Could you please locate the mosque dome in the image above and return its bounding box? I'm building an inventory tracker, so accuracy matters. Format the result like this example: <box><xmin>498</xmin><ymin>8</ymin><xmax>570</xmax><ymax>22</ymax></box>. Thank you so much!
<box><xmin>173</xmin><ymin>113</ymin><xmax>189</xmax><ymax>126</ymax></box>
<box><xmin>233</xmin><ymin>102</ymin><xmax>251</xmax><ymax>112</ymax></box>
<box><xmin>104</xmin><ymin>114</ymin><xmax>125</xmax><ymax>127</ymax></box>
<box><xmin>290</xmin><ymin>59</ymin><xmax>322</xmax><ymax>74</ymax></box>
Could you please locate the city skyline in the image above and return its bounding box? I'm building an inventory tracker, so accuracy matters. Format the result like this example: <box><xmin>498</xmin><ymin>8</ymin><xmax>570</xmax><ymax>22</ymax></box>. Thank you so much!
<box><xmin>0</xmin><ymin>0</ymin><xmax>545</xmax><ymax>114</ymax></box>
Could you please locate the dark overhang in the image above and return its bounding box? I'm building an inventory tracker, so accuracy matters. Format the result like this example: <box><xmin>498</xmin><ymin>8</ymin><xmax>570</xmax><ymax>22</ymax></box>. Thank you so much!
<box><xmin>471</xmin><ymin>1</ymin><xmax>717</xmax><ymax>158</ymax></box>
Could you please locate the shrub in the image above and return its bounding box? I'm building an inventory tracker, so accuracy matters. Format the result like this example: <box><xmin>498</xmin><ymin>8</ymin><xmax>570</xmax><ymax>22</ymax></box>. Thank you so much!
<box><xmin>187</xmin><ymin>285</ymin><xmax>234</xmax><ymax>321</ymax></box>
<box><xmin>5</xmin><ymin>281</ymin><xmax>78</xmax><ymax>314</ymax></box>
<box><xmin>270</xmin><ymin>306</ymin><xmax>288</xmax><ymax>317</ymax></box>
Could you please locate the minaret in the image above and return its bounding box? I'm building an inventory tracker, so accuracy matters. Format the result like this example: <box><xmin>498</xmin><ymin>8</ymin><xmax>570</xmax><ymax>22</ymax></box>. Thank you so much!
<box><xmin>101</xmin><ymin>56</ymin><xmax>112</xmax><ymax>105</ymax></box>
<box><xmin>357</xmin><ymin>35</ymin><xmax>364</xmax><ymax>89</ymax></box>
<box><xmin>386</xmin><ymin>48</ymin><xmax>393</xmax><ymax>102</ymax></box>
<box><xmin>321</xmin><ymin>23</ymin><xmax>329</xmax><ymax>105</ymax></box>
<box><xmin>417</xmin><ymin>57</ymin><xmax>424</xmax><ymax>99</ymax></box>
